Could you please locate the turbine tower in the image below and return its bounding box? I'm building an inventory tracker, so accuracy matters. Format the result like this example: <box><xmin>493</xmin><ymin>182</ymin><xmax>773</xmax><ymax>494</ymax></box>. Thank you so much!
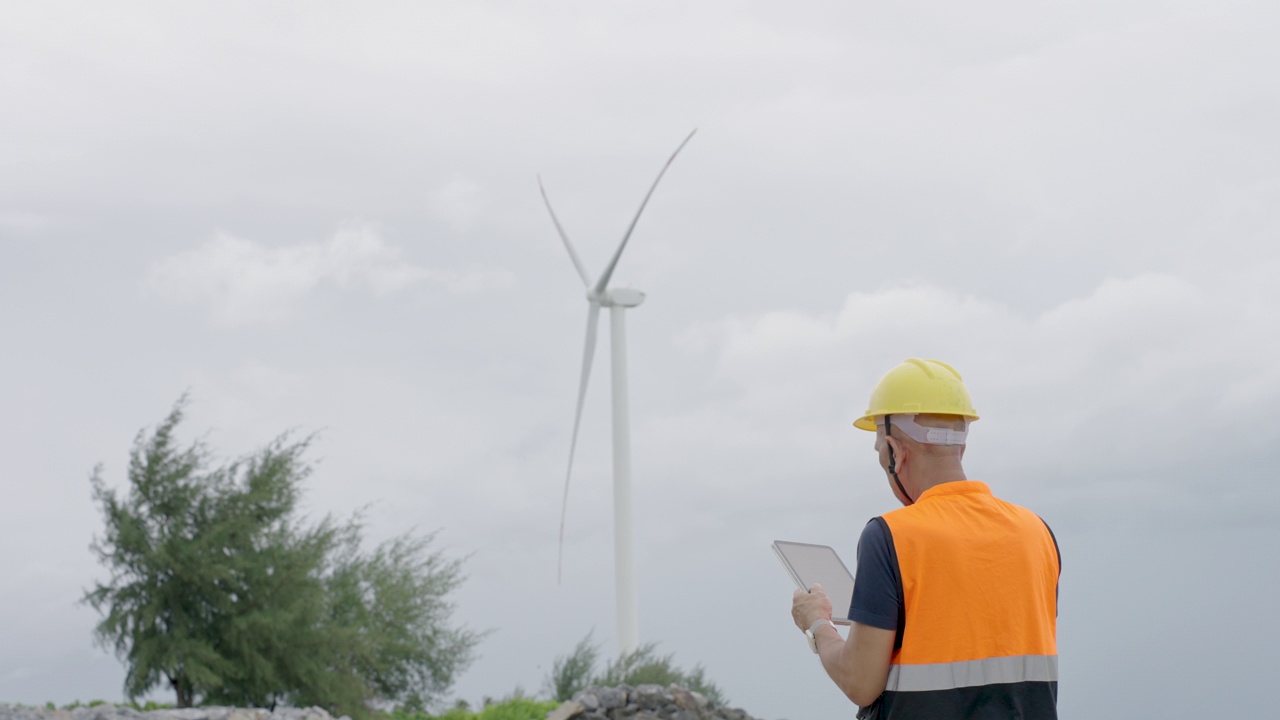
<box><xmin>539</xmin><ymin>130</ymin><xmax>696</xmax><ymax>655</ymax></box>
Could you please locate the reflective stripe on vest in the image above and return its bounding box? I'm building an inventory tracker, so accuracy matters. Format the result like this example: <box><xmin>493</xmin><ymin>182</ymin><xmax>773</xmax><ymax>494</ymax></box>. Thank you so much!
<box><xmin>885</xmin><ymin>654</ymin><xmax>1059</xmax><ymax>692</ymax></box>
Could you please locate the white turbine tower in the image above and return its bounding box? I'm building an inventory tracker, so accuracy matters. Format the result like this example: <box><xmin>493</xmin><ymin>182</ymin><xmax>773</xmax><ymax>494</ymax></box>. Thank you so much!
<box><xmin>539</xmin><ymin>130</ymin><xmax>696</xmax><ymax>655</ymax></box>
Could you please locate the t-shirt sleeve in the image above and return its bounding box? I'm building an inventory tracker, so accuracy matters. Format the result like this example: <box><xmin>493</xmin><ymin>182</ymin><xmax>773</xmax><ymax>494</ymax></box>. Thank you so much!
<box><xmin>848</xmin><ymin>518</ymin><xmax>900</xmax><ymax>631</ymax></box>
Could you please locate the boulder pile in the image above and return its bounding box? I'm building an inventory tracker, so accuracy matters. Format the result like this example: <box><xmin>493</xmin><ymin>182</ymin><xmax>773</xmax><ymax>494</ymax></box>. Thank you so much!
<box><xmin>1</xmin><ymin>685</ymin><xmax>768</xmax><ymax>720</ymax></box>
<box><xmin>551</xmin><ymin>684</ymin><xmax>762</xmax><ymax>720</ymax></box>
<box><xmin>0</xmin><ymin>707</ymin><xmax>345</xmax><ymax>720</ymax></box>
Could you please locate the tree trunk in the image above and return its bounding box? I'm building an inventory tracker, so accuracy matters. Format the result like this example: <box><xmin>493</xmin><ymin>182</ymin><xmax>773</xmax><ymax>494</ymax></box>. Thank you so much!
<box><xmin>171</xmin><ymin>674</ymin><xmax>193</xmax><ymax>708</ymax></box>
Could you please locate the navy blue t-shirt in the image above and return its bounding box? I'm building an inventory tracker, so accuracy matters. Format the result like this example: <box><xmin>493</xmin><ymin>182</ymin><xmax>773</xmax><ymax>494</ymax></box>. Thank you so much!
<box><xmin>847</xmin><ymin>518</ymin><xmax>903</xmax><ymax>637</ymax></box>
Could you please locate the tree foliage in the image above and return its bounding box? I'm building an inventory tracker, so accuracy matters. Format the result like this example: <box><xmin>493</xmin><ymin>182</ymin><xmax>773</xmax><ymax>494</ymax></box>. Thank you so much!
<box><xmin>84</xmin><ymin>396</ymin><xmax>479</xmax><ymax>717</ymax></box>
<box><xmin>545</xmin><ymin>633</ymin><xmax>599</xmax><ymax>705</ymax></box>
<box><xmin>545</xmin><ymin>633</ymin><xmax>726</xmax><ymax>706</ymax></box>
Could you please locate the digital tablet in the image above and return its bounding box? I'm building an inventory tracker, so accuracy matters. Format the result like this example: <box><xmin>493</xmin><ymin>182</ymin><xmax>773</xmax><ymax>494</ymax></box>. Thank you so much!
<box><xmin>772</xmin><ymin>540</ymin><xmax>855</xmax><ymax>625</ymax></box>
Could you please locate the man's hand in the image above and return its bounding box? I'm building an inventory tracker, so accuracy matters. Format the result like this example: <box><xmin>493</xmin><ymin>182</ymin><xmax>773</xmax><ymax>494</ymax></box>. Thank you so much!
<box><xmin>793</xmin><ymin>582</ymin><xmax>895</xmax><ymax>706</ymax></box>
<box><xmin>792</xmin><ymin>583</ymin><xmax>833</xmax><ymax>631</ymax></box>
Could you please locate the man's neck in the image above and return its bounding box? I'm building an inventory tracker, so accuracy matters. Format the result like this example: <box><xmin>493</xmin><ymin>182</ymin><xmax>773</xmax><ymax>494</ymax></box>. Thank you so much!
<box><xmin>909</xmin><ymin>461</ymin><xmax>968</xmax><ymax>497</ymax></box>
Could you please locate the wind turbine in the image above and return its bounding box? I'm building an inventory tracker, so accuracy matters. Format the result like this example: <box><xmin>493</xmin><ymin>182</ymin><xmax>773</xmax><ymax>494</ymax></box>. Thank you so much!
<box><xmin>539</xmin><ymin>129</ymin><xmax>696</xmax><ymax>655</ymax></box>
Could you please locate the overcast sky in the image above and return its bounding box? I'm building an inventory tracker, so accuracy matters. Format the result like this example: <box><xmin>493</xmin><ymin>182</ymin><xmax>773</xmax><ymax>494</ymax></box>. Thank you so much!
<box><xmin>3</xmin><ymin>2</ymin><xmax>1279</xmax><ymax>718</ymax></box>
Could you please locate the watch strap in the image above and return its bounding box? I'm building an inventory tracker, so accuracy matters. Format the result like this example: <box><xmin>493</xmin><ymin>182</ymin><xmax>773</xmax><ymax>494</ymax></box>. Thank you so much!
<box><xmin>809</xmin><ymin>618</ymin><xmax>835</xmax><ymax>635</ymax></box>
<box><xmin>805</xmin><ymin>618</ymin><xmax>835</xmax><ymax>653</ymax></box>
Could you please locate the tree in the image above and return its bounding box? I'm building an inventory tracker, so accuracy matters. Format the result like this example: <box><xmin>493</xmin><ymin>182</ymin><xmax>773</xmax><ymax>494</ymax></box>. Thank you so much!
<box><xmin>84</xmin><ymin>396</ymin><xmax>479</xmax><ymax>716</ymax></box>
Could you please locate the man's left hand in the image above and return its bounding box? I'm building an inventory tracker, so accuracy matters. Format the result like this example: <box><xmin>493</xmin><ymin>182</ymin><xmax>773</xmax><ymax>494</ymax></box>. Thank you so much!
<box><xmin>792</xmin><ymin>583</ymin><xmax>833</xmax><ymax>631</ymax></box>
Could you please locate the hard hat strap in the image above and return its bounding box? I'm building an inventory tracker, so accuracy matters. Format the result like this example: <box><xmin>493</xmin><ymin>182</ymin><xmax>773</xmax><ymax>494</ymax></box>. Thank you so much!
<box><xmin>884</xmin><ymin>415</ymin><xmax>913</xmax><ymax>505</ymax></box>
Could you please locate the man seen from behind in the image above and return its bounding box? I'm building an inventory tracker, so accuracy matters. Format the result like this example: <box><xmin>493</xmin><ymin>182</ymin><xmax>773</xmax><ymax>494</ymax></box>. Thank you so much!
<box><xmin>790</xmin><ymin>358</ymin><xmax>1060</xmax><ymax>719</ymax></box>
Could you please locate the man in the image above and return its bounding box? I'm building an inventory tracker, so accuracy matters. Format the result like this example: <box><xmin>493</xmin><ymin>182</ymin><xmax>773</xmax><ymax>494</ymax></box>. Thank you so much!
<box><xmin>791</xmin><ymin>358</ymin><xmax>1060</xmax><ymax>719</ymax></box>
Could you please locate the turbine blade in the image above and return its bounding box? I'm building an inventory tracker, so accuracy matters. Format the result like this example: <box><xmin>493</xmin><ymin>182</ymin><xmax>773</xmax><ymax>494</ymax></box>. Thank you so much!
<box><xmin>539</xmin><ymin>175</ymin><xmax>592</xmax><ymax>288</ymax></box>
<box><xmin>593</xmin><ymin>128</ymin><xmax>697</xmax><ymax>296</ymax></box>
<box><xmin>558</xmin><ymin>301</ymin><xmax>601</xmax><ymax>583</ymax></box>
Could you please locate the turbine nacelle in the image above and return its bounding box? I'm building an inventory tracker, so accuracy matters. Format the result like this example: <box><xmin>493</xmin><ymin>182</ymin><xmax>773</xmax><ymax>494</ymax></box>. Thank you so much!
<box><xmin>591</xmin><ymin>287</ymin><xmax>646</xmax><ymax>308</ymax></box>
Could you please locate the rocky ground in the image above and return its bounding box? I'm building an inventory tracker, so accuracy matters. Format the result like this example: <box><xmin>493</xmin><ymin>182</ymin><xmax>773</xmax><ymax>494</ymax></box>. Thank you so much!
<box><xmin>553</xmin><ymin>684</ymin><xmax>763</xmax><ymax>720</ymax></box>
<box><xmin>0</xmin><ymin>685</ymin><xmax>768</xmax><ymax>720</ymax></box>
<box><xmin>0</xmin><ymin>707</ymin><xmax>344</xmax><ymax>720</ymax></box>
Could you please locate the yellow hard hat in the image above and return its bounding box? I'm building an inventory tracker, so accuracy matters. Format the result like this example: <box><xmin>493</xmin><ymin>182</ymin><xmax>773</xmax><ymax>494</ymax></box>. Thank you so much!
<box><xmin>853</xmin><ymin>358</ymin><xmax>980</xmax><ymax>431</ymax></box>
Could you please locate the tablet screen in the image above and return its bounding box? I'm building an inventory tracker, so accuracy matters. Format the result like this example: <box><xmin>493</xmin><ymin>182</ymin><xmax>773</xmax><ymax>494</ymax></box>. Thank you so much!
<box><xmin>772</xmin><ymin>540</ymin><xmax>855</xmax><ymax>625</ymax></box>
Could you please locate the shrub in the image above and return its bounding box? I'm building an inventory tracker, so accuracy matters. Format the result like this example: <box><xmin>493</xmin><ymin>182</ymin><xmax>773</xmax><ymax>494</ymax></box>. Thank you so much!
<box><xmin>546</xmin><ymin>633</ymin><xmax>599</xmax><ymax>702</ymax></box>
<box><xmin>545</xmin><ymin>634</ymin><xmax>726</xmax><ymax>706</ymax></box>
<box><xmin>382</xmin><ymin>697</ymin><xmax>557</xmax><ymax>720</ymax></box>
<box><xmin>476</xmin><ymin>699</ymin><xmax>558</xmax><ymax>720</ymax></box>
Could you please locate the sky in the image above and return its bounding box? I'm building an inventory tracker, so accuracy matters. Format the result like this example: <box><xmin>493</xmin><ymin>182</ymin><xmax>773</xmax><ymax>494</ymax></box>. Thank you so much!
<box><xmin>3</xmin><ymin>1</ymin><xmax>1279</xmax><ymax>717</ymax></box>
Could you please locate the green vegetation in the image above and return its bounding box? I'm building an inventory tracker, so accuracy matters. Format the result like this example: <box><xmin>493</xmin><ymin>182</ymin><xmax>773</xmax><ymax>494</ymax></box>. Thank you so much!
<box><xmin>54</xmin><ymin>701</ymin><xmax>110</xmax><ymax>710</ymax></box>
<box><xmin>545</xmin><ymin>633</ymin><xmax>726</xmax><ymax>706</ymax></box>
<box><xmin>33</xmin><ymin>701</ymin><xmax>122</xmax><ymax>711</ymax></box>
<box><xmin>73</xmin><ymin>396</ymin><xmax>729</xmax><ymax>720</ymax></box>
<box><xmin>84</xmin><ymin>396</ymin><xmax>480</xmax><ymax>718</ymax></box>
<box><xmin>546</xmin><ymin>634</ymin><xmax>599</xmax><ymax>704</ymax></box>
<box><xmin>386</xmin><ymin>698</ymin><xmax>558</xmax><ymax>720</ymax></box>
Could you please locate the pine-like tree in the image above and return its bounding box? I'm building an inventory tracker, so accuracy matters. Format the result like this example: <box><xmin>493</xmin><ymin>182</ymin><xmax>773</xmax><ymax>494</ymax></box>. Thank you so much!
<box><xmin>84</xmin><ymin>396</ymin><xmax>479</xmax><ymax>717</ymax></box>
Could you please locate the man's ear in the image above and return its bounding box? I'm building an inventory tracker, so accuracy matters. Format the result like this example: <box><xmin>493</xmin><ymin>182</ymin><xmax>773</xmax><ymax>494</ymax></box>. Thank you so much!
<box><xmin>886</xmin><ymin>435</ymin><xmax>907</xmax><ymax>470</ymax></box>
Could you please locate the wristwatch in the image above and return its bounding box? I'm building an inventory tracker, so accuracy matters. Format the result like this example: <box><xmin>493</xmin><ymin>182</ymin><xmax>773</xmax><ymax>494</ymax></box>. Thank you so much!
<box><xmin>805</xmin><ymin>618</ymin><xmax>836</xmax><ymax>653</ymax></box>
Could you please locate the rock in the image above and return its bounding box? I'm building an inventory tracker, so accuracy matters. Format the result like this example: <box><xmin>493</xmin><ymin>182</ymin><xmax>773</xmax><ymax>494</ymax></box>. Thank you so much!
<box><xmin>267</xmin><ymin>709</ymin><xmax>329</xmax><ymax>720</ymax></box>
<box><xmin>148</xmin><ymin>710</ymin><xmax>210</xmax><ymax>720</ymax></box>
<box><xmin>632</xmin><ymin>684</ymin><xmax>671</xmax><ymax>708</ymax></box>
<box><xmin>546</xmin><ymin>700</ymin><xmax>587</xmax><ymax>720</ymax></box>
<box><xmin>595</xmin><ymin>686</ymin><xmax>627</xmax><ymax>710</ymax></box>
<box><xmin>226</xmin><ymin>711</ymin><xmax>268</xmax><ymax>720</ymax></box>
<box><xmin>667</xmin><ymin>688</ymin><xmax>700</xmax><ymax>712</ymax></box>
<box><xmin>570</xmin><ymin>692</ymin><xmax>600</xmax><ymax>712</ymax></box>
<box><xmin>1</xmin><ymin>689</ymin><xmax>762</xmax><ymax>720</ymax></box>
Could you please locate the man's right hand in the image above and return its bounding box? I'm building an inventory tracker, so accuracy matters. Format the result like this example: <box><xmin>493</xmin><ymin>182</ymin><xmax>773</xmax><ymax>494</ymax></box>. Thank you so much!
<box><xmin>792</xmin><ymin>582</ymin><xmax>834</xmax><ymax>632</ymax></box>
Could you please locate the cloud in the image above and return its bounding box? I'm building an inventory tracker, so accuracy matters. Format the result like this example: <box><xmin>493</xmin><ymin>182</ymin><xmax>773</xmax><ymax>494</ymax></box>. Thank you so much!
<box><xmin>657</xmin><ymin>268</ymin><xmax>1280</xmax><ymax>514</ymax></box>
<box><xmin>436</xmin><ymin>266</ymin><xmax>518</xmax><ymax>293</ymax></box>
<box><xmin>428</xmin><ymin>178</ymin><xmax>490</xmax><ymax>234</ymax></box>
<box><xmin>0</xmin><ymin>211</ymin><xmax>53</xmax><ymax>233</ymax></box>
<box><xmin>143</xmin><ymin>227</ymin><xmax>510</xmax><ymax>326</ymax></box>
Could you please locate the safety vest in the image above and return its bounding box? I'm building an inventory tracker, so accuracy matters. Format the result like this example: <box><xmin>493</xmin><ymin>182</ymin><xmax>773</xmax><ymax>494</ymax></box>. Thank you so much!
<box><xmin>874</xmin><ymin>481</ymin><xmax>1059</xmax><ymax>719</ymax></box>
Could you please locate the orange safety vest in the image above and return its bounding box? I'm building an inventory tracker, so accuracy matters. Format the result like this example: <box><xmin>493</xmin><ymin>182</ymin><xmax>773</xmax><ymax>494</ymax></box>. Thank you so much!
<box><xmin>872</xmin><ymin>481</ymin><xmax>1059</xmax><ymax>719</ymax></box>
